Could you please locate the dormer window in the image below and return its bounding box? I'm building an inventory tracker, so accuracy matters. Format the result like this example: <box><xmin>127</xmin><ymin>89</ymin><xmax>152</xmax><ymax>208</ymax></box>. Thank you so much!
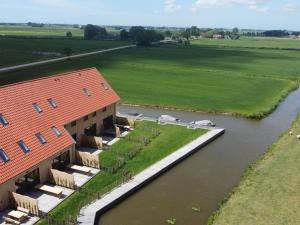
<box><xmin>48</xmin><ymin>99</ymin><xmax>58</xmax><ymax>109</ymax></box>
<box><xmin>17</xmin><ymin>140</ymin><xmax>30</xmax><ymax>153</ymax></box>
<box><xmin>0</xmin><ymin>149</ymin><xmax>10</xmax><ymax>163</ymax></box>
<box><xmin>52</xmin><ymin>127</ymin><xmax>62</xmax><ymax>137</ymax></box>
<box><xmin>101</xmin><ymin>83</ymin><xmax>109</xmax><ymax>91</ymax></box>
<box><xmin>0</xmin><ymin>114</ymin><xmax>9</xmax><ymax>126</ymax></box>
<box><xmin>33</xmin><ymin>103</ymin><xmax>43</xmax><ymax>113</ymax></box>
<box><xmin>83</xmin><ymin>88</ymin><xmax>91</xmax><ymax>96</ymax></box>
<box><xmin>36</xmin><ymin>133</ymin><xmax>47</xmax><ymax>144</ymax></box>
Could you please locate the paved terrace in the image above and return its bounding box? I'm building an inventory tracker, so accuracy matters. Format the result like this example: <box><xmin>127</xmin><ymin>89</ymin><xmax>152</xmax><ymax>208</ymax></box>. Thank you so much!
<box><xmin>0</xmin><ymin>167</ymin><xmax>100</xmax><ymax>225</ymax></box>
<box><xmin>78</xmin><ymin>128</ymin><xmax>225</xmax><ymax>225</ymax></box>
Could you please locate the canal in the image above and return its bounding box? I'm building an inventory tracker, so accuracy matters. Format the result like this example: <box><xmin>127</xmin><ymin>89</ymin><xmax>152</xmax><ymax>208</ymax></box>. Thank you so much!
<box><xmin>98</xmin><ymin>87</ymin><xmax>300</xmax><ymax>225</ymax></box>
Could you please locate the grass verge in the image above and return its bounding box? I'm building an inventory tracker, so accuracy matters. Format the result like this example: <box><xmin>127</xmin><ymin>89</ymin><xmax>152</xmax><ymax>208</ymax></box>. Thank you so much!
<box><xmin>208</xmin><ymin>115</ymin><xmax>300</xmax><ymax>225</ymax></box>
<box><xmin>37</xmin><ymin>121</ymin><xmax>206</xmax><ymax>225</ymax></box>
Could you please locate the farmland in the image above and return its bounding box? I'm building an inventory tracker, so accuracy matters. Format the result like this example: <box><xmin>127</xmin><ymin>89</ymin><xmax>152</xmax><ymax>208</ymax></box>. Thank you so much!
<box><xmin>1</xmin><ymin>41</ymin><xmax>299</xmax><ymax>118</ymax></box>
<box><xmin>0</xmin><ymin>25</ymin><xmax>83</xmax><ymax>37</ymax></box>
<box><xmin>0</xmin><ymin>38</ymin><xmax>132</xmax><ymax>67</ymax></box>
<box><xmin>209</xmin><ymin>116</ymin><xmax>300</xmax><ymax>225</ymax></box>
<box><xmin>193</xmin><ymin>36</ymin><xmax>300</xmax><ymax>50</ymax></box>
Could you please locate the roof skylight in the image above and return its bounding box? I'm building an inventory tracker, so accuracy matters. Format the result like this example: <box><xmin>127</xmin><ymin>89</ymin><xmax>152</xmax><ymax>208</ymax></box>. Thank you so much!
<box><xmin>83</xmin><ymin>88</ymin><xmax>92</xmax><ymax>96</ymax></box>
<box><xmin>101</xmin><ymin>83</ymin><xmax>109</xmax><ymax>91</ymax></box>
<box><xmin>52</xmin><ymin>127</ymin><xmax>62</xmax><ymax>137</ymax></box>
<box><xmin>48</xmin><ymin>99</ymin><xmax>58</xmax><ymax>109</ymax></box>
<box><xmin>0</xmin><ymin>114</ymin><xmax>9</xmax><ymax>126</ymax></box>
<box><xmin>17</xmin><ymin>140</ymin><xmax>30</xmax><ymax>154</ymax></box>
<box><xmin>36</xmin><ymin>133</ymin><xmax>47</xmax><ymax>144</ymax></box>
<box><xmin>0</xmin><ymin>149</ymin><xmax>10</xmax><ymax>163</ymax></box>
<box><xmin>33</xmin><ymin>103</ymin><xmax>43</xmax><ymax>113</ymax></box>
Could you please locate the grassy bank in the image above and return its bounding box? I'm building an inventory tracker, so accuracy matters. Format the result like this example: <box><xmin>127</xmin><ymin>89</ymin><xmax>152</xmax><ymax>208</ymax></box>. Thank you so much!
<box><xmin>37</xmin><ymin>121</ymin><xmax>206</xmax><ymax>225</ymax></box>
<box><xmin>208</xmin><ymin>116</ymin><xmax>300</xmax><ymax>225</ymax></box>
<box><xmin>1</xmin><ymin>43</ymin><xmax>299</xmax><ymax>118</ymax></box>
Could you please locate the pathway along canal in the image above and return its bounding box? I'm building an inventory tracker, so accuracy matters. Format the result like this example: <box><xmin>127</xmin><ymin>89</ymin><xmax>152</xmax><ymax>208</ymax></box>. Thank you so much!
<box><xmin>98</xmin><ymin>87</ymin><xmax>300</xmax><ymax>225</ymax></box>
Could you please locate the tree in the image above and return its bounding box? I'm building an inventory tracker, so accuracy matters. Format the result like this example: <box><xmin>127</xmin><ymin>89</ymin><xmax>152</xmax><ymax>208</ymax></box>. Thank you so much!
<box><xmin>190</xmin><ymin>26</ymin><xmax>200</xmax><ymax>36</ymax></box>
<box><xmin>66</xmin><ymin>31</ymin><xmax>73</xmax><ymax>38</ymax></box>
<box><xmin>120</xmin><ymin>29</ymin><xmax>130</xmax><ymax>40</ymax></box>
<box><xmin>129</xmin><ymin>26</ymin><xmax>145</xmax><ymax>40</ymax></box>
<box><xmin>232</xmin><ymin>27</ymin><xmax>239</xmax><ymax>35</ymax></box>
<box><xmin>263</xmin><ymin>30</ymin><xmax>289</xmax><ymax>37</ymax></box>
<box><xmin>136</xmin><ymin>30</ymin><xmax>164</xmax><ymax>46</ymax></box>
<box><xmin>163</xmin><ymin>30</ymin><xmax>172</xmax><ymax>38</ymax></box>
<box><xmin>181</xmin><ymin>29</ymin><xmax>191</xmax><ymax>40</ymax></box>
<box><xmin>84</xmin><ymin>24</ymin><xmax>108</xmax><ymax>40</ymax></box>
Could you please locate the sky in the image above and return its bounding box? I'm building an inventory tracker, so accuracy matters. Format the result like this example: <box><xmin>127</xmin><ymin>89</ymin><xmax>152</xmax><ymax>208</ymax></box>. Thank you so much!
<box><xmin>1</xmin><ymin>0</ymin><xmax>300</xmax><ymax>30</ymax></box>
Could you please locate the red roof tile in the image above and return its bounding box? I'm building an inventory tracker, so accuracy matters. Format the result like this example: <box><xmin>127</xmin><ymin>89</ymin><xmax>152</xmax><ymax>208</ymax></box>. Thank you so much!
<box><xmin>0</xmin><ymin>68</ymin><xmax>120</xmax><ymax>184</ymax></box>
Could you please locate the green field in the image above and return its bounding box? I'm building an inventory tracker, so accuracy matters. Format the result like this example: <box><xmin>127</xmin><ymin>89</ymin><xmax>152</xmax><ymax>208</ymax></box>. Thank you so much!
<box><xmin>209</xmin><ymin>116</ymin><xmax>300</xmax><ymax>225</ymax></box>
<box><xmin>0</xmin><ymin>25</ymin><xmax>84</xmax><ymax>37</ymax></box>
<box><xmin>1</xmin><ymin>42</ymin><xmax>299</xmax><ymax>118</ymax></box>
<box><xmin>193</xmin><ymin>36</ymin><xmax>300</xmax><ymax>50</ymax></box>
<box><xmin>37</xmin><ymin>121</ymin><xmax>206</xmax><ymax>224</ymax></box>
<box><xmin>0</xmin><ymin>38</ymin><xmax>132</xmax><ymax>67</ymax></box>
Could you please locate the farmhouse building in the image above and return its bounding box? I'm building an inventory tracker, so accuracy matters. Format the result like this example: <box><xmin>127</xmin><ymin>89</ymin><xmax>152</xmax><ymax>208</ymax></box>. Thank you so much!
<box><xmin>212</xmin><ymin>34</ymin><xmax>224</xmax><ymax>39</ymax></box>
<box><xmin>0</xmin><ymin>68</ymin><xmax>120</xmax><ymax>211</ymax></box>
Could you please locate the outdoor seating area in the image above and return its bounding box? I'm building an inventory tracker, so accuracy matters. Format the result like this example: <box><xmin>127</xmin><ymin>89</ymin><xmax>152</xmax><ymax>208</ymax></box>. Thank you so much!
<box><xmin>0</xmin><ymin>209</ymin><xmax>39</xmax><ymax>225</ymax></box>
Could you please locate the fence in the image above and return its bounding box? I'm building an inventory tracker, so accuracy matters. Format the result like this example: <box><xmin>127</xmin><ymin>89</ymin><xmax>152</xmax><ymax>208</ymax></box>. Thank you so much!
<box><xmin>11</xmin><ymin>192</ymin><xmax>39</xmax><ymax>216</ymax></box>
<box><xmin>41</xmin><ymin>176</ymin><xmax>131</xmax><ymax>224</ymax></box>
<box><xmin>50</xmin><ymin>169</ymin><xmax>75</xmax><ymax>189</ymax></box>
<box><xmin>76</xmin><ymin>151</ymin><xmax>101</xmax><ymax>169</ymax></box>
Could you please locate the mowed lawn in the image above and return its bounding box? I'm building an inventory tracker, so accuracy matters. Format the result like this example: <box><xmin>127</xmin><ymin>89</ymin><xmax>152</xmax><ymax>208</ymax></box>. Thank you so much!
<box><xmin>1</xmin><ymin>43</ymin><xmax>299</xmax><ymax>118</ymax></box>
<box><xmin>193</xmin><ymin>36</ymin><xmax>300</xmax><ymax>50</ymax></box>
<box><xmin>0</xmin><ymin>38</ymin><xmax>132</xmax><ymax>67</ymax></box>
<box><xmin>209</xmin><ymin>116</ymin><xmax>300</xmax><ymax>225</ymax></box>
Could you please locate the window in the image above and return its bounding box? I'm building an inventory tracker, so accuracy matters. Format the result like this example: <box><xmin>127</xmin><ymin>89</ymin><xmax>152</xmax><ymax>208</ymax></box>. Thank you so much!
<box><xmin>36</xmin><ymin>133</ymin><xmax>47</xmax><ymax>144</ymax></box>
<box><xmin>102</xmin><ymin>107</ymin><xmax>107</xmax><ymax>112</ymax></box>
<box><xmin>48</xmin><ymin>99</ymin><xmax>58</xmax><ymax>109</ymax></box>
<box><xmin>0</xmin><ymin>114</ymin><xmax>9</xmax><ymax>126</ymax></box>
<box><xmin>52</xmin><ymin>127</ymin><xmax>62</xmax><ymax>137</ymax></box>
<box><xmin>83</xmin><ymin>88</ymin><xmax>91</xmax><ymax>96</ymax></box>
<box><xmin>101</xmin><ymin>83</ymin><xmax>109</xmax><ymax>91</ymax></box>
<box><xmin>92</xmin><ymin>112</ymin><xmax>97</xmax><ymax>117</ymax></box>
<box><xmin>33</xmin><ymin>103</ymin><xmax>43</xmax><ymax>113</ymax></box>
<box><xmin>17</xmin><ymin>140</ymin><xmax>30</xmax><ymax>153</ymax></box>
<box><xmin>71</xmin><ymin>121</ymin><xmax>77</xmax><ymax>127</ymax></box>
<box><xmin>84</xmin><ymin>115</ymin><xmax>89</xmax><ymax>121</ymax></box>
<box><xmin>0</xmin><ymin>149</ymin><xmax>10</xmax><ymax>163</ymax></box>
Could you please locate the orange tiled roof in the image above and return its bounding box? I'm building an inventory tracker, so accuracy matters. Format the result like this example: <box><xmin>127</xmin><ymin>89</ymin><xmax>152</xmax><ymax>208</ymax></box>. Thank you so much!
<box><xmin>0</xmin><ymin>68</ymin><xmax>120</xmax><ymax>184</ymax></box>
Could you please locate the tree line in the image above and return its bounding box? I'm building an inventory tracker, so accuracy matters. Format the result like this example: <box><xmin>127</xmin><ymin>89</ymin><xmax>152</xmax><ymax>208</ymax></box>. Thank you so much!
<box><xmin>84</xmin><ymin>24</ymin><xmax>164</xmax><ymax>46</ymax></box>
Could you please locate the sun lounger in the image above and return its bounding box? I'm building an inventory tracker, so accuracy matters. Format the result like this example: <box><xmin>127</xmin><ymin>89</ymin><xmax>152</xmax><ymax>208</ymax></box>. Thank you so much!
<box><xmin>17</xmin><ymin>206</ymin><xmax>30</xmax><ymax>215</ymax></box>
<box><xmin>3</xmin><ymin>216</ymin><xmax>21</xmax><ymax>225</ymax></box>
<box><xmin>35</xmin><ymin>184</ymin><xmax>63</xmax><ymax>198</ymax></box>
<box><xmin>69</xmin><ymin>165</ymin><xmax>91</xmax><ymax>175</ymax></box>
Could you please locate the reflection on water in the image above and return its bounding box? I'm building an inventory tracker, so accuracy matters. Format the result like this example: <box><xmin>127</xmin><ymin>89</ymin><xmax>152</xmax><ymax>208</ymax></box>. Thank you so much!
<box><xmin>99</xmin><ymin>87</ymin><xmax>300</xmax><ymax>225</ymax></box>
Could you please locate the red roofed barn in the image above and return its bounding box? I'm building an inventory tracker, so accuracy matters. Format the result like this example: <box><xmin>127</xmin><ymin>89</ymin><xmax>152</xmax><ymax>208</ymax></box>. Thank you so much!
<box><xmin>0</xmin><ymin>68</ymin><xmax>120</xmax><ymax>210</ymax></box>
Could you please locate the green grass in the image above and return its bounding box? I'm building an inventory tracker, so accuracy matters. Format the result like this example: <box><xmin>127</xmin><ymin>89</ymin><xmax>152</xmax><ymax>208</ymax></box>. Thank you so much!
<box><xmin>208</xmin><ymin>116</ymin><xmax>300</xmax><ymax>225</ymax></box>
<box><xmin>193</xmin><ymin>36</ymin><xmax>300</xmax><ymax>50</ymax></box>
<box><xmin>36</xmin><ymin>121</ymin><xmax>206</xmax><ymax>225</ymax></box>
<box><xmin>0</xmin><ymin>38</ymin><xmax>132</xmax><ymax>67</ymax></box>
<box><xmin>1</xmin><ymin>43</ymin><xmax>299</xmax><ymax>118</ymax></box>
<box><xmin>0</xmin><ymin>25</ymin><xmax>84</xmax><ymax>37</ymax></box>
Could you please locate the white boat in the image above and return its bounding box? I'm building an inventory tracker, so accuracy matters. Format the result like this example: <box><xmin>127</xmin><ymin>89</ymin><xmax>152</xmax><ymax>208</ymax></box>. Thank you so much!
<box><xmin>158</xmin><ymin>115</ymin><xmax>180</xmax><ymax>123</ymax></box>
<box><xmin>189</xmin><ymin>120</ymin><xmax>216</xmax><ymax>127</ymax></box>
